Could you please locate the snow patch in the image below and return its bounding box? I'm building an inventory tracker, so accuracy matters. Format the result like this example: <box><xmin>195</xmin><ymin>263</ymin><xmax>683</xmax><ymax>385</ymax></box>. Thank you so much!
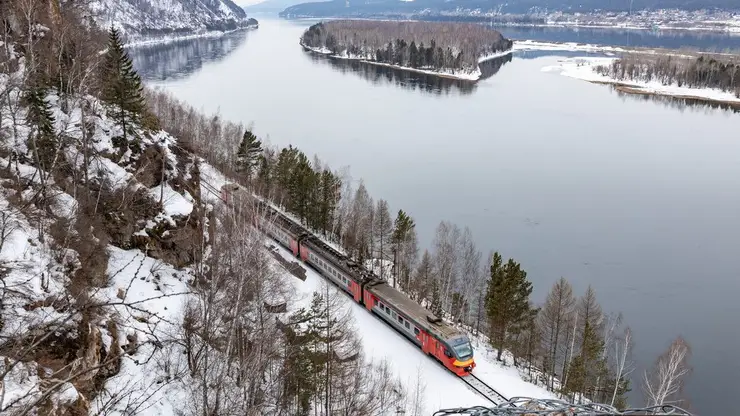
<box><xmin>150</xmin><ymin>183</ymin><xmax>194</xmax><ymax>216</ymax></box>
<box><xmin>542</xmin><ymin>56</ymin><xmax>740</xmax><ymax>105</ymax></box>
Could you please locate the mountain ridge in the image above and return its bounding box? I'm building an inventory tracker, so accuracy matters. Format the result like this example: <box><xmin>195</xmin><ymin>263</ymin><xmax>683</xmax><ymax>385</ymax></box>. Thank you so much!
<box><xmin>90</xmin><ymin>0</ymin><xmax>257</xmax><ymax>41</ymax></box>
<box><xmin>280</xmin><ymin>0</ymin><xmax>740</xmax><ymax>19</ymax></box>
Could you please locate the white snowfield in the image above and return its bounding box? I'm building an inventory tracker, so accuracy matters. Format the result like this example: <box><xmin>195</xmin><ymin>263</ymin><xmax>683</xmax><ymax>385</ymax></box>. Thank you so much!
<box><xmin>302</xmin><ymin>43</ymin><xmax>513</xmax><ymax>81</ymax></box>
<box><xmin>273</xmin><ymin>243</ymin><xmax>555</xmax><ymax>413</ymax></box>
<box><xmin>541</xmin><ymin>56</ymin><xmax>740</xmax><ymax>105</ymax></box>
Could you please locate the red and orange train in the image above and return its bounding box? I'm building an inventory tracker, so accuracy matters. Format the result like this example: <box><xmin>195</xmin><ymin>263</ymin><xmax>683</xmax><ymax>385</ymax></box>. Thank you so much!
<box><xmin>221</xmin><ymin>183</ymin><xmax>476</xmax><ymax>376</ymax></box>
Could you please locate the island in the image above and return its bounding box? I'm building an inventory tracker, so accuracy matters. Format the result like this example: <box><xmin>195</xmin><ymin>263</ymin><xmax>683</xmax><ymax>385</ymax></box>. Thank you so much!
<box><xmin>300</xmin><ymin>20</ymin><xmax>513</xmax><ymax>81</ymax></box>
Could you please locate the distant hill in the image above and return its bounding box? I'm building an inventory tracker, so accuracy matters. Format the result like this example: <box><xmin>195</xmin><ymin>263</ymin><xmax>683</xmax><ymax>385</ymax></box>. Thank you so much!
<box><xmin>245</xmin><ymin>0</ymin><xmax>317</xmax><ymax>13</ymax></box>
<box><xmin>90</xmin><ymin>0</ymin><xmax>256</xmax><ymax>40</ymax></box>
<box><xmin>280</xmin><ymin>0</ymin><xmax>740</xmax><ymax>18</ymax></box>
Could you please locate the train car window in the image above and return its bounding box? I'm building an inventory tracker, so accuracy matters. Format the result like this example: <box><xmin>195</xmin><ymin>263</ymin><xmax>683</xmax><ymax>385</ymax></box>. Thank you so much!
<box><xmin>414</xmin><ymin>328</ymin><xmax>419</xmax><ymax>335</ymax></box>
<box><xmin>405</xmin><ymin>322</ymin><xmax>410</xmax><ymax>329</ymax></box>
<box><xmin>397</xmin><ymin>316</ymin><xmax>403</xmax><ymax>324</ymax></box>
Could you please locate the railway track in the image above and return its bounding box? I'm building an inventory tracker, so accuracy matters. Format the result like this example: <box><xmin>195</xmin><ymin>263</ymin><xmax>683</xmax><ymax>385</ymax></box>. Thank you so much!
<box><xmin>459</xmin><ymin>373</ymin><xmax>508</xmax><ymax>405</ymax></box>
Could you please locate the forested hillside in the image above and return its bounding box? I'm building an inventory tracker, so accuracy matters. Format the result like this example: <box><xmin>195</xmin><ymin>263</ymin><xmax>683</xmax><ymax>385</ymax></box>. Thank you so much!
<box><xmin>301</xmin><ymin>21</ymin><xmax>513</xmax><ymax>76</ymax></box>
<box><xmin>89</xmin><ymin>0</ymin><xmax>258</xmax><ymax>41</ymax></box>
<box><xmin>0</xmin><ymin>1</ymin><xmax>407</xmax><ymax>414</ymax></box>
<box><xmin>280</xmin><ymin>0</ymin><xmax>739</xmax><ymax>19</ymax></box>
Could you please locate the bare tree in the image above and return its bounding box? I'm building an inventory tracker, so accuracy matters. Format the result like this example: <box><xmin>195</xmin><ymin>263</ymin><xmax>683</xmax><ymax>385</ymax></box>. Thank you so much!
<box><xmin>372</xmin><ymin>199</ymin><xmax>392</xmax><ymax>279</ymax></box>
<box><xmin>538</xmin><ymin>277</ymin><xmax>576</xmax><ymax>391</ymax></box>
<box><xmin>643</xmin><ymin>336</ymin><xmax>691</xmax><ymax>408</ymax></box>
<box><xmin>611</xmin><ymin>326</ymin><xmax>634</xmax><ymax>407</ymax></box>
<box><xmin>457</xmin><ymin>227</ymin><xmax>481</xmax><ymax>325</ymax></box>
<box><xmin>432</xmin><ymin>221</ymin><xmax>461</xmax><ymax>314</ymax></box>
<box><xmin>410</xmin><ymin>250</ymin><xmax>434</xmax><ymax>304</ymax></box>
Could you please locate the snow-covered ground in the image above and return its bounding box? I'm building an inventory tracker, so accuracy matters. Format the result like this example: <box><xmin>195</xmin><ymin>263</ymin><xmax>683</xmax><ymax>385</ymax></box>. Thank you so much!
<box><xmin>273</xmin><ymin>242</ymin><xmax>556</xmax><ymax>413</ymax></box>
<box><xmin>513</xmin><ymin>40</ymin><xmax>628</xmax><ymax>54</ymax></box>
<box><xmin>302</xmin><ymin>43</ymin><xmax>512</xmax><ymax>81</ymax></box>
<box><xmin>541</xmin><ymin>56</ymin><xmax>740</xmax><ymax>105</ymax></box>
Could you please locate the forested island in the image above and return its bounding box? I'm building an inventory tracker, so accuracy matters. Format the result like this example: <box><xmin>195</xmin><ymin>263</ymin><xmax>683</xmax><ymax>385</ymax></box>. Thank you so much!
<box><xmin>300</xmin><ymin>20</ymin><xmax>513</xmax><ymax>80</ymax></box>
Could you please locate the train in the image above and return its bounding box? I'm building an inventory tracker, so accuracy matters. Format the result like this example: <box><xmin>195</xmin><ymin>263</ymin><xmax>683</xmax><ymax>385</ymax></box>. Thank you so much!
<box><xmin>220</xmin><ymin>183</ymin><xmax>476</xmax><ymax>376</ymax></box>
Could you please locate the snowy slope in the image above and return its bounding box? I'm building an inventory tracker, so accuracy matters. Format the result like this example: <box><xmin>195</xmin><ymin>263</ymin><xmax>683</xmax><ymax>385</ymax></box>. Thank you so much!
<box><xmin>89</xmin><ymin>0</ymin><xmax>256</xmax><ymax>41</ymax></box>
<box><xmin>274</xmin><ymin>243</ymin><xmax>557</xmax><ymax>413</ymax></box>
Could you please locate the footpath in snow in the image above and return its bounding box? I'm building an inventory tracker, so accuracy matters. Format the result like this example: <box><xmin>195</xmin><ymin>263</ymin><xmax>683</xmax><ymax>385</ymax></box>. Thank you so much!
<box><xmin>272</xmin><ymin>241</ymin><xmax>555</xmax><ymax>414</ymax></box>
<box><xmin>541</xmin><ymin>56</ymin><xmax>740</xmax><ymax>106</ymax></box>
<box><xmin>301</xmin><ymin>42</ymin><xmax>513</xmax><ymax>81</ymax></box>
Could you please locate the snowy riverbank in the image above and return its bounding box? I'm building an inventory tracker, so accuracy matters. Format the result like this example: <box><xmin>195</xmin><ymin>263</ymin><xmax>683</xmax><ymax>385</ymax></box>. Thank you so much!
<box><xmin>542</xmin><ymin>56</ymin><xmax>740</xmax><ymax>106</ymax></box>
<box><xmin>301</xmin><ymin>42</ymin><xmax>513</xmax><ymax>81</ymax></box>
<box><xmin>125</xmin><ymin>24</ymin><xmax>258</xmax><ymax>48</ymax></box>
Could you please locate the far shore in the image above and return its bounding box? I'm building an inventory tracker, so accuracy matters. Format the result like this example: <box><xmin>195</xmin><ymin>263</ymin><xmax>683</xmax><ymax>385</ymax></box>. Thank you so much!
<box><xmin>300</xmin><ymin>42</ymin><xmax>512</xmax><ymax>82</ymax></box>
<box><xmin>125</xmin><ymin>24</ymin><xmax>258</xmax><ymax>48</ymax></box>
<box><xmin>605</xmin><ymin>82</ymin><xmax>740</xmax><ymax>109</ymax></box>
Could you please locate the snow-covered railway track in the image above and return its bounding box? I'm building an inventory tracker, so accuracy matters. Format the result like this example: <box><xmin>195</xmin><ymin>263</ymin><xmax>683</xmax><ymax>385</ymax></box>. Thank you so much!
<box><xmin>459</xmin><ymin>374</ymin><xmax>507</xmax><ymax>405</ymax></box>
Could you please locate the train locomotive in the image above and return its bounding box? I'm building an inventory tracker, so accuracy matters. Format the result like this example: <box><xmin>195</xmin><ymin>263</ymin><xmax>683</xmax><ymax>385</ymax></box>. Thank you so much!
<box><xmin>221</xmin><ymin>184</ymin><xmax>476</xmax><ymax>376</ymax></box>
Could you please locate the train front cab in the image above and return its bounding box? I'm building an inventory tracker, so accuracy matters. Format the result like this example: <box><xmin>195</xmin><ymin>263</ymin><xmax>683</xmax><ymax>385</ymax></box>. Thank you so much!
<box><xmin>436</xmin><ymin>335</ymin><xmax>475</xmax><ymax>376</ymax></box>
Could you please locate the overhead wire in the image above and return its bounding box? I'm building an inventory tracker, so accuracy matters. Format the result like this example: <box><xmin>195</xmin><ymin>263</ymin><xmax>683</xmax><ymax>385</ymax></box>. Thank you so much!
<box><xmin>432</xmin><ymin>398</ymin><xmax>692</xmax><ymax>416</ymax></box>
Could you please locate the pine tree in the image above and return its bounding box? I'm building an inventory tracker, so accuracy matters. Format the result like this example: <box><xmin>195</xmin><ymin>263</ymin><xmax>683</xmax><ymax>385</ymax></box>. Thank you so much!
<box><xmin>256</xmin><ymin>154</ymin><xmax>272</xmax><ymax>196</ymax></box>
<box><xmin>318</xmin><ymin>169</ymin><xmax>340</xmax><ymax>237</ymax></box>
<box><xmin>100</xmin><ymin>26</ymin><xmax>145</xmax><ymax>144</ymax></box>
<box><xmin>411</xmin><ymin>250</ymin><xmax>434</xmax><ymax>302</ymax></box>
<box><xmin>236</xmin><ymin>129</ymin><xmax>263</xmax><ymax>179</ymax></box>
<box><xmin>485</xmin><ymin>252</ymin><xmax>534</xmax><ymax>362</ymax></box>
<box><xmin>391</xmin><ymin>210</ymin><xmax>416</xmax><ymax>289</ymax></box>
<box><xmin>565</xmin><ymin>286</ymin><xmax>607</xmax><ymax>401</ymax></box>
<box><xmin>430</xmin><ymin>278</ymin><xmax>442</xmax><ymax>317</ymax></box>
<box><xmin>24</xmin><ymin>86</ymin><xmax>57</xmax><ymax>171</ymax></box>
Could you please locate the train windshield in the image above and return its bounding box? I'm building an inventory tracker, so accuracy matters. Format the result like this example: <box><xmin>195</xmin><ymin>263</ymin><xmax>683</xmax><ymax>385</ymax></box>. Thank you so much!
<box><xmin>450</xmin><ymin>336</ymin><xmax>473</xmax><ymax>359</ymax></box>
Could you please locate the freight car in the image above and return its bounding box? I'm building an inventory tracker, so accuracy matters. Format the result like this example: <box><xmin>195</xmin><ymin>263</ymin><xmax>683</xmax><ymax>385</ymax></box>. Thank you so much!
<box><xmin>221</xmin><ymin>184</ymin><xmax>476</xmax><ymax>376</ymax></box>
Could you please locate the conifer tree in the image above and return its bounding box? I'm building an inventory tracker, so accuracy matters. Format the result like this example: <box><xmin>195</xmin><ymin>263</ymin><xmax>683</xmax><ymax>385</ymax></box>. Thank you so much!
<box><xmin>236</xmin><ymin>129</ymin><xmax>263</xmax><ymax>179</ymax></box>
<box><xmin>256</xmin><ymin>153</ymin><xmax>273</xmax><ymax>196</ymax></box>
<box><xmin>392</xmin><ymin>210</ymin><xmax>416</xmax><ymax>289</ymax></box>
<box><xmin>485</xmin><ymin>252</ymin><xmax>534</xmax><ymax>361</ymax></box>
<box><xmin>430</xmin><ymin>278</ymin><xmax>442</xmax><ymax>317</ymax></box>
<box><xmin>411</xmin><ymin>249</ymin><xmax>434</xmax><ymax>302</ymax></box>
<box><xmin>100</xmin><ymin>26</ymin><xmax>145</xmax><ymax>143</ymax></box>
<box><xmin>24</xmin><ymin>86</ymin><xmax>57</xmax><ymax>171</ymax></box>
<box><xmin>317</xmin><ymin>169</ymin><xmax>341</xmax><ymax>237</ymax></box>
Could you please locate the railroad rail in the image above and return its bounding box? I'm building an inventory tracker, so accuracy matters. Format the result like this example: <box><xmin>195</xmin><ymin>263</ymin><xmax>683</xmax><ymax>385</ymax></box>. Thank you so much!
<box><xmin>459</xmin><ymin>374</ymin><xmax>508</xmax><ymax>405</ymax></box>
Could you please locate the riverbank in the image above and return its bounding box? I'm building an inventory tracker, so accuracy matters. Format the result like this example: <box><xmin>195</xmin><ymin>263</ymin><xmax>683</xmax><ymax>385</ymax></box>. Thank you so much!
<box><xmin>542</xmin><ymin>56</ymin><xmax>740</xmax><ymax>108</ymax></box>
<box><xmin>301</xmin><ymin>42</ymin><xmax>512</xmax><ymax>81</ymax></box>
<box><xmin>125</xmin><ymin>23</ymin><xmax>258</xmax><ymax>48</ymax></box>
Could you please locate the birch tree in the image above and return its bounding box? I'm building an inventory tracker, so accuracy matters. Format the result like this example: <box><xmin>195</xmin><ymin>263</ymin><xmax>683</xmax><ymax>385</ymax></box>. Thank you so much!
<box><xmin>457</xmin><ymin>227</ymin><xmax>481</xmax><ymax>325</ymax></box>
<box><xmin>432</xmin><ymin>221</ymin><xmax>461</xmax><ymax>313</ymax></box>
<box><xmin>643</xmin><ymin>336</ymin><xmax>691</xmax><ymax>408</ymax></box>
<box><xmin>611</xmin><ymin>326</ymin><xmax>634</xmax><ymax>408</ymax></box>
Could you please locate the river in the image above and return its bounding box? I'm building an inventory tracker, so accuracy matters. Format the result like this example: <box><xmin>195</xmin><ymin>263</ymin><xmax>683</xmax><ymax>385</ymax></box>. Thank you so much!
<box><xmin>130</xmin><ymin>18</ymin><xmax>740</xmax><ymax>415</ymax></box>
